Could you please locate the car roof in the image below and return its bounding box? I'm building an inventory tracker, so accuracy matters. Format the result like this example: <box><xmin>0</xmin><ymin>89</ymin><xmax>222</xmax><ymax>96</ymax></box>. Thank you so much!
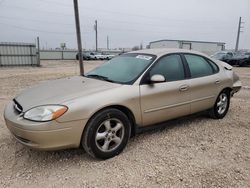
<box><xmin>127</xmin><ymin>48</ymin><xmax>208</xmax><ymax>57</ymax></box>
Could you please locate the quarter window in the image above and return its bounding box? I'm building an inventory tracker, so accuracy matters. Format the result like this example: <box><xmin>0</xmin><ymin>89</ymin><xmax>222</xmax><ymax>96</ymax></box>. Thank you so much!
<box><xmin>184</xmin><ymin>54</ymin><xmax>214</xmax><ymax>78</ymax></box>
<box><xmin>149</xmin><ymin>54</ymin><xmax>185</xmax><ymax>82</ymax></box>
<box><xmin>208</xmin><ymin>60</ymin><xmax>219</xmax><ymax>73</ymax></box>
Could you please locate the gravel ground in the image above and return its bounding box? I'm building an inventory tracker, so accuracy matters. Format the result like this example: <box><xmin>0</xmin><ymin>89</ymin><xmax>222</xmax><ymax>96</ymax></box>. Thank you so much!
<box><xmin>0</xmin><ymin>61</ymin><xmax>249</xmax><ymax>188</ymax></box>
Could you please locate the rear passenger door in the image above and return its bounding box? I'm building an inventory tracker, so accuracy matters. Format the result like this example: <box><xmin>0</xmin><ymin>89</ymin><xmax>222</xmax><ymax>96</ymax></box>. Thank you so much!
<box><xmin>183</xmin><ymin>54</ymin><xmax>220</xmax><ymax>113</ymax></box>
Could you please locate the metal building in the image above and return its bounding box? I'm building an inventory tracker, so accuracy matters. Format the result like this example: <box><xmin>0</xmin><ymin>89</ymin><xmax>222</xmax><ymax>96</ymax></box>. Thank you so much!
<box><xmin>0</xmin><ymin>42</ymin><xmax>39</xmax><ymax>66</ymax></box>
<box><xmin>149</xmin><ymin>39</ymin><xmax>225</xmax><ymax>55</ymax></box>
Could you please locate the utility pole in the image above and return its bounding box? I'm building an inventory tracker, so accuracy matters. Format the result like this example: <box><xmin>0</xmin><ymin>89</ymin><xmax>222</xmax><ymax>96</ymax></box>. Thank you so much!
<box><xmin>73</xmin><ymin>0</ymin><xmax>84</xmax><ymax>75</ymax></box>
<box><xmin>107</xmin><ymin>35</ymin><xmax>109</xmax><ymax>50</ymax></box>
<box><xmin>235</xmin><ymin>17</ymin><xmax>244</xmax><ymax>52</ymax></box>
<box><xmin>37</xmin><ymin>36</ymin><xmax>40</xmax><ymax>67</ymax></box>
<box><xmin>140</xmin><ymin>42</ymin><xmax>143</xmax><ymax>50</ymax></box>
<box><xmin>94</xmin><ymin>20</ymin><xmax>98</xmax><ymax>52</ymax></box>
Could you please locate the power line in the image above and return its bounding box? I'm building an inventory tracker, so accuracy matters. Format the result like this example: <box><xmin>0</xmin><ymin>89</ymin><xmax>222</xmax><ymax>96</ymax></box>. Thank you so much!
<box><xmin>0</xmin><ymin>14</ymin><xmax>235</xmax><ymax>32</ymax></box>
<box><xmin>0</xmin><ymin>17</ymin><xmax>233</xmax><ymax>39</ymax></box>
<box><xmin>0</xmin><ymin>22</ymin><xmax>93</xmax><ymax>35</ymax></box>
<box><xmin>98</xmin><ymin>25</ymin><xmax>234</xmax><ymax>36</ymax></box>
<box><xmin>3</xmin><ymin>4</ymin><xmax>73</xmax><ymax>17</ymax></box>
<box><xmin>0</xmin><ymin>16</ymin><xmax>74</xmax><ymax>26</ymax></box>
<box><xmin>0</xmin><ymin>22</ymin><xmax>75</xmax><ymax>35</ymax></box>
<box><xmin>34</xmin><ymin>0</ymin><xmax>232</xmax><ymax>25</ymax></box>
<box><xmin>0</xmin><ymin>13</ymin><xmax>234</xmax><ymax>33</ymax></box>
<box><xmin>2</xmin><ymin>2</ymin><xmax>234</xmax><ymax>30</ymax></box>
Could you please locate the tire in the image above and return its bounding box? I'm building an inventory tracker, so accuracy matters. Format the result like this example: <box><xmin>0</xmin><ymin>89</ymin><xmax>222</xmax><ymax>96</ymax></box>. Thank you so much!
<box><xmin>209</xmin><ymin>90</ymin><xmax>230</xmax><ymax>119</ymax></box>
<box><xmin>82</xmin><ymin>108</ymin><xmax>131</xmax><ymax>159</ymax></box>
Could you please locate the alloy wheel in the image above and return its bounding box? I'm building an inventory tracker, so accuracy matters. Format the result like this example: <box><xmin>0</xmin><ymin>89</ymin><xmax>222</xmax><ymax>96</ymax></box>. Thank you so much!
<box><xmin>95</xmin><ymin>118</ymin><xmax>125</xmax><ymax>152</ymax></box>
<box><xmin>216</xmin><ymin>93</ymin><xmax>228</xmax><ymax>115</ymax></box>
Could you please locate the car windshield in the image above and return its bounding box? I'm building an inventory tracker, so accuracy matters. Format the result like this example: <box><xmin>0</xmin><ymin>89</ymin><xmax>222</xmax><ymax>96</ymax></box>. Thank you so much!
<box><xmin>85</xmin><ymin>53</ymin><xmax>155</xmax><ymax>84</ymax></box>
<box><xmin>213</xmin><ymin>52</ymin><xmax>226</xmax><ymax>59</ymax></box>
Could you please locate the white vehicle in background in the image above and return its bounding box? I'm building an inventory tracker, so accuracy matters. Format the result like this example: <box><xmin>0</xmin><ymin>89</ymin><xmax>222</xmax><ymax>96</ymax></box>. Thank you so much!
<box><xmin>78</xmin><ymin>52</ymin><xmax>117</xmax><ymax>61</ymax></box>
<box><xmin>88</xmin><ymin>52</ymin><xmax>98</xmax><ymax>60</ymax></box>
<box><xmin>94</xmin><ymin>53</ymin><xmax>116</xmax><ymax>60</ymax></box>
<box><xmin>105</xmin><ymin>54</ymin><xmax>116</xmax><ymax>60</ymax></box>
<box><xmin>94</xmin><ymin>52</ymin><xmax>106</xmax><ymax>60</ymax></box>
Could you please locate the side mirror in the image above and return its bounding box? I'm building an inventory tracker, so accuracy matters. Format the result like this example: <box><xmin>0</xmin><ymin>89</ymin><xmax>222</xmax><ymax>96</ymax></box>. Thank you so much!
<box><xmin>150</xmin><ymin>74</ymin><xmax>166</xmax><ymax>83</ymax></box>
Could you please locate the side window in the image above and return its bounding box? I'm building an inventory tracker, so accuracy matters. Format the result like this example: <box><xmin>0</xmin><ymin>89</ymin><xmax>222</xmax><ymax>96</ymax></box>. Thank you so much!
<box><xmin>149</xmin><ymin>54</ymin><xmax>185</xmax><ymax>82</ymax></box>
<box><xmin>184</xmin><ymin>54</ymin><xmax>214</xmax><ymax>78</ymax></box>
<box><xmin>208</xmin><ymin>60</ymin><xmax>219</xmax><ymax>73</ymax></box>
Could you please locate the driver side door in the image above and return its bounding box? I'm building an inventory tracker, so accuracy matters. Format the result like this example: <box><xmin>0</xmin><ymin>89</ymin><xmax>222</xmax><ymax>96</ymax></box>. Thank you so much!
<box><xmin>139</xmin><ymin>54</ymin><xmax>191</xmax><ymax>126</ymax></box>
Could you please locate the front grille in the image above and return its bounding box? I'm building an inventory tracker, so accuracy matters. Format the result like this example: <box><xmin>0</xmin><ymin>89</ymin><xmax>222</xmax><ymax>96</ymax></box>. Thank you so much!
<box><xmin>13</xmin><ymin>99</ymin><xmax>23</xmax><ymax>114</ymax></box>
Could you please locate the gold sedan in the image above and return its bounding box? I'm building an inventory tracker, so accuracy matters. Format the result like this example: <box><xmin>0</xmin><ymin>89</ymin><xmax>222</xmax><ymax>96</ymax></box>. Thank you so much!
<box><xmin>4</xmin><ymin>49</ymin><xmax>241</xmax><ymax>159</ymax></box>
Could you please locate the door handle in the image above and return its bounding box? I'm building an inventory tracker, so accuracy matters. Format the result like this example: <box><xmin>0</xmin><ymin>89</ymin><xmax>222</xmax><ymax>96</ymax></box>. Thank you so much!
<box><xmin>179</xmin><ymin>85</ymin><xmax>189</xmax><ymax>92</ymax></box>
<box><xmin>215</xmin><ymin>80</ymin><xmax>221</xmax><ymax>84</ymax></box>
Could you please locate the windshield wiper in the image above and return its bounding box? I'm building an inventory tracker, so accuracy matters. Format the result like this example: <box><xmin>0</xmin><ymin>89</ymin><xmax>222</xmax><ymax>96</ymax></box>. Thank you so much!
<box><xmin>85</xmin><ymin>74</ymin><xmax>115</xmax><ymax>83</ymax></box>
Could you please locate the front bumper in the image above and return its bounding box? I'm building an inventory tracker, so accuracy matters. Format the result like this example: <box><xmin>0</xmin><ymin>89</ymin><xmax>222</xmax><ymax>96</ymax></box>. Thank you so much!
<box><xmin>4</xmin><ymin>101</ymin><xmax>88</xmax><ymax>150</ymax></box>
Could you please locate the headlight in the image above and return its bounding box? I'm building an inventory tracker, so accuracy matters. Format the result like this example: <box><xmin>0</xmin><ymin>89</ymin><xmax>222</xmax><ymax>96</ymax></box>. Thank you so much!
<box><xmin>24</xmin><ymin>105</ymin><xmax>68</xmax><ymax>122</ymax></box>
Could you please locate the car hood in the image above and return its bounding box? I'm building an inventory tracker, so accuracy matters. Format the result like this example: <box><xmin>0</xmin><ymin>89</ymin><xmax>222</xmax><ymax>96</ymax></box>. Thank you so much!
<box><xmin>14</xmin><ymin>76</ymin><xmax>120</xmax><ymax>111</ymax></box>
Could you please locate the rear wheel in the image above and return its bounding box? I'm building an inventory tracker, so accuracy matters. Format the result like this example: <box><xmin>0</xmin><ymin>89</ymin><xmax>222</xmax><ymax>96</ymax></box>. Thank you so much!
<box><xmin>209</xmin><ymin>90</ymin><xmax>230</xmax><ymax>119</ymax></box>
<box><xmin>82</xmin><ymin>109</ymin><xmax>131</xmax><ymax>159</ymax></box>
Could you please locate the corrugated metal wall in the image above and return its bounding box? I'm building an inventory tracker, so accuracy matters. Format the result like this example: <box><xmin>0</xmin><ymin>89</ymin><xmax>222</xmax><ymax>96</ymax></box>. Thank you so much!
<box><xmin>40</xmin><ymin>50</ymin><xmax>77</xmax><ymax>60</ymax></box>
<box><xmin>0</xmin><ymin>42</ymin><xmax>38</xmax><ymax>66</ymax></box>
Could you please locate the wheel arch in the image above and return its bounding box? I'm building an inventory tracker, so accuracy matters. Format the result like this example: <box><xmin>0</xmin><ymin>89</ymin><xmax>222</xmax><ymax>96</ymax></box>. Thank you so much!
<box><xmin>84</xmin><ymin>105</ymin><xmax>137</xmax><ymax>138</ymax></box>
<box><xmin>221</xmin><ymin>87</ymin><xmax>232</xmax><ymax>96</ymax></box>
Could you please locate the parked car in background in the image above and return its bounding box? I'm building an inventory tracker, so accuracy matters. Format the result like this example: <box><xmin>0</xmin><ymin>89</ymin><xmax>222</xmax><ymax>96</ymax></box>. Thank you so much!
<box><xmin>241</xmin><ymin>52</ymin><xmax>250</xmax><ymax>66</ymax></box>
<box><xmin>211</xmin><ymin>51</ymin><xmax>234</xmax><ymax>63</ymax></box>
<box><xmin>76</xmin><ymin>52</ymin><xmax>117</xmax><ymax>61</ymax></box>
<box><xmin>100</xmin><ymin>54</ymin><xmax>116</xmax><ymax>60</ymax></box>
<box><xmin>4</xmin><ymin>49</ymin><xmax>241</xmax><ymax>159</ymax></box>
<box><xmin>94</xmin><ymin>52</ymin><xmax>106</xmax><ymax>60</ymax></box>
<box><xmin>95</xmin><ymin>53</ymin><xmax>116</xmax><ymax>60</ymax></box>
<box><xmin>76</xmin><ymin>52</ymin><xmax>96</xmax><ymax>60</ymax></box>
<box><xmin>227</xmin><ymin>52</ymin><xmax>250</xmax><ymax>67</ymax></box>
<box><xmin>105</xmin><ymin>54</ymin><xmax>116</xmax><ymax>60</ymax></box>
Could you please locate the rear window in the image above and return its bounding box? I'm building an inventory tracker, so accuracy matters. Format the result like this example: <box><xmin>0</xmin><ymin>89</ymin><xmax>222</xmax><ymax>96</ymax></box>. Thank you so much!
<box><xmin>185</xmin><ymin>54</ymin><xmax>214</xmax><ymax>78</ymax></box>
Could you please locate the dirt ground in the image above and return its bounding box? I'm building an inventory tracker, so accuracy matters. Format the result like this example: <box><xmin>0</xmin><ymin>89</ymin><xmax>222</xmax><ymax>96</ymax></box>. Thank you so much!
<box><xmin>0</xmin><ymin>60</ymin><xmax>249</xmax><ymax>188</ymax></box>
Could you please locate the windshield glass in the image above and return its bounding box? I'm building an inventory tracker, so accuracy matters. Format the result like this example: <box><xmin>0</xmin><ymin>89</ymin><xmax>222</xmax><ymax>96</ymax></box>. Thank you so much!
<box><xmin>85</xmin><ymin>53</ymin><xmax>155</xmax><ymax>84</ymax></box>
<box><xmin>213</xmin><ymin>52</ymin><xmax>226</xmax><ymax>60</ymax></box>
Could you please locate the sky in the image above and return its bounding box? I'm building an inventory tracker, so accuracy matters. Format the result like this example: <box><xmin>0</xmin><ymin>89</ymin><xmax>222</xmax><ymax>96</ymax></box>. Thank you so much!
<box><xmin>0</xmin><ymin>0</ymin><xmax>249</xmax><ymax>50</ymax></box>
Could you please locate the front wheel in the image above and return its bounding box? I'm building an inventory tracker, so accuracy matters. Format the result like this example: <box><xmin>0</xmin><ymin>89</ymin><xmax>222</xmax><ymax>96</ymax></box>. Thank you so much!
<box><xmin>82</xmin><ymin>109</ymin><xmax>131</xmax><ymax>159</ymax></box>
<box><xmin>209</xmin><ymin>90</ymin><xmax>230</xmax><ymax>119</ymax></box>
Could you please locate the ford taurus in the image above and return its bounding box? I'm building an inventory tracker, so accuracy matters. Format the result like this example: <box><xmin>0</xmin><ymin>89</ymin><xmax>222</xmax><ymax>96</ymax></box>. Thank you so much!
<box><xmin>4</xmin><ymin>49</ymin><xmax>241</xmax><ymax>159</ymax></box>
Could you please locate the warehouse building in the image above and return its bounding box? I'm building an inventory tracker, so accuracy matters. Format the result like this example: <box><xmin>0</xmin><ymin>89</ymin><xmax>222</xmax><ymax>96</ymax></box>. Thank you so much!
<box><xmin>149</xmin><ymin>39</ymin><xmax>225</xmax><ymax>55</ymax></box>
